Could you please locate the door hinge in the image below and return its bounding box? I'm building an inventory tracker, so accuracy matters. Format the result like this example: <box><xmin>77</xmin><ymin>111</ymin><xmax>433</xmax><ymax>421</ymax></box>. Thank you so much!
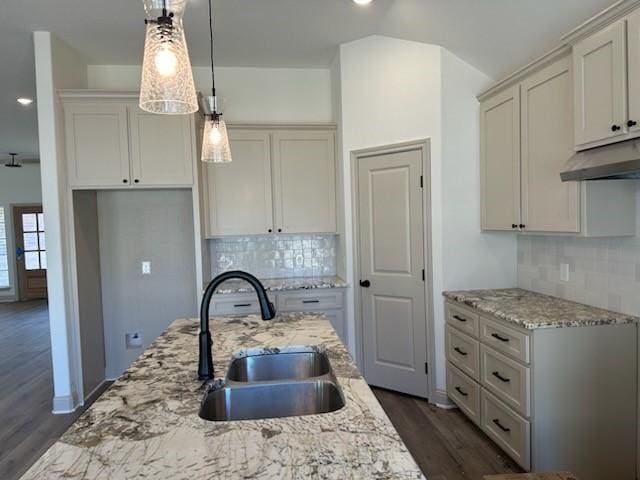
<box><xmin>420</xmin><ymin>175</ymin><xmax>424</xmax><ymax>188</ymax></box>
<box><xmin>422</xmin><ymin>269</ymin><xmax>425</xmax><ymax>281</ymax></box>
<box><xmin>425</xmin><ymin>362</ymin><xmax>429</xmax><ymax>375</ymax></box>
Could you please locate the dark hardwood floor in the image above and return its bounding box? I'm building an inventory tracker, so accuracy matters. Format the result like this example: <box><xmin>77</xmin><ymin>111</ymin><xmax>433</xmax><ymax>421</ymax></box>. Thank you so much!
<box><xmin>372</xmin><ymin>387</ymin><xmax>523</xmax><ymax>480</ymax></box>
<box><xmin>0</xmin><ymin>300</ymin><xmax>107</xmax><ymax>480</ymax></box>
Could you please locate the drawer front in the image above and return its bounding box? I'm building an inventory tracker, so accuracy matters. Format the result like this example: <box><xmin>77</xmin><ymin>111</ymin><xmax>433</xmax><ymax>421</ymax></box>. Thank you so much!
<box><xmin>446</xmin><ymin>301</ymin><xmax>480</xmax><ymax>338</ymax></box>
<box><xmin>447</xmin><ymin>362</ymin><xmax>481</xmax><ymax>425</ymax></box>
<box><xmin>211</xmin><ymin>293</ymin><xmax>261</xmax><ymax>316</ymax></box>
<box><xmin>277</xmin><ymin>290</ymin><xmax>344</xmax><ymax>312</ymax></box>
<box><xmin>445</xmin><ymin>325</ymin><xmax>480</xmax><ymax>381</ymax></box>
<box><xmin>481</xmin><ymin>345</ymin><xmax>530</xmax><ymax>417</ymax></box>
<box><xmin>481</xmin><ymin>389</ymin><xmax>531</xmax><ymax>471</ymax></box>
<box><xmin>480</xmin><ymin>316</ymin><xmax>530</xmax><ymax>363</ymax></box>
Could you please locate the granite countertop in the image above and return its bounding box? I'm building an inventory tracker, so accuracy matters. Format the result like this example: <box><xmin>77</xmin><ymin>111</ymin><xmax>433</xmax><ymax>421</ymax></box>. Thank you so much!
<box><xmin>443</xmin><ymin>288</ymin><xmax>639</xmax><ymax>330</ymax></box>
<box><xmin>21</xmin><ymin>313</ymin><xmax>424</xmax><ymax>479</ymax></box>
<box><xmin>211</xmin><ymin>275</ymin><xmax>348</xmax><ymax>294</ymax></box>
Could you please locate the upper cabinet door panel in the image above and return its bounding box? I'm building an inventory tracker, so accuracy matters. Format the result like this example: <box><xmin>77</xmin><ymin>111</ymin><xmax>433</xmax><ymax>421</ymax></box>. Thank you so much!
<box><xmin>480</xmin><ymin>85</ymin><xmax>521</xmax><ymax>231</ymax></box>
<box><xmin>65</xmin><ymin>104</ymin><xmax>130</xmax><ymax>187</ymax></box>
<box><xmin>573</xmin><ymin>19</ymin><xmax>627</xmax><ymax>147</ymax></box>
<box><xmin>521</xmin><ymin>56</ymin><xmax>579</xmax><ymax>233</ymax></box>
<box><xmin>627</xmin><ymin>9</ymin><xmax>640</xmax><ymax>133</ymax></box>
<box><xmin>272</xmin><ymin>131</ymin><xmax>337</xmax><ymax>234</ymax></box>
<box><xmin>205</xmin><ymin>130</ymin><xmax>274</xmax><ymax>236</ymax></box>
<box><xmin>129</xmin><ymin>108</ymin><xmax>193</xmax><ymax>186</ymax></box>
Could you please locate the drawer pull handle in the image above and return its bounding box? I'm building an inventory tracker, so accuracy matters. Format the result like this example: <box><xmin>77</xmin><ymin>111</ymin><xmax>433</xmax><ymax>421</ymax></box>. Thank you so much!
<box><xmin>491</xmin><ymin>333</ymin><xmax>510</xmax><ymax>342</ymax></box>
<box><xmin>302</xmin><ymin>300</ymin><xmax>320</xmax><ymax>304</ymax></box>
<box><xmin>455</xmin><ymin>386</ymin><xmax>468</xmax><ymax>397</ymax></box>
<box><xmin>233</xmin><ymin>303</ymin><xmax>252</xmax><ymax>308</ymax></box>
<box><xmin>492</xmin><ymin>371</ymin><xmax>510</xmax><ymax>383</ymax></box>
<box><xmin>492</xmin><ymin>418</ymin><xmax>511</xmax><ymax>433</ymax></box>
<box><xmin>453</xmin><ymin>315</ymin><xmax>467</xmax><ymax>322</ymax></box>
<box><xmin>453</xmin><ymin>347</ymin><xmax>468</xmax><ymax>356</ymax></box>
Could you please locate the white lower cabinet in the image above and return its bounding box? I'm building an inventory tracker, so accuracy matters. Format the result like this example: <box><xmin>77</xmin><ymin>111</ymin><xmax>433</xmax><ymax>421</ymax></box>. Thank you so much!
<box><xmin>211</xmin><ymin>288</ymin><xmax>346</xmax><ymax>344</ymax></box>
<box><xmin>445</xmin><ymin>300</ymin><xmax>637</xmax><ymax>479</ymax></box>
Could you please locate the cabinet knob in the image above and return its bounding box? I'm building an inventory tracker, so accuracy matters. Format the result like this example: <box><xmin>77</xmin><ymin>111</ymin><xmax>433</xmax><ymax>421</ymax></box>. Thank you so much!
<box><xmin>134</xmin><ymin>179</ymin><xmax>140</xmax><ymax>184</ymax></box>
<box><xmin>628</xmin><ymin>120</ymin><xmax>638</xmax><ymax>128</ymax></box>
<box><xmin>519</xmin><ymin>224</ymin><xmax>526</xmax><ymax>229</ymax></box>
<box><xmin>268</xmin><ymin>229</ymin><xmax>272</xmax><ymax>233</ymax></box>
<box><xmin>611</xmin><ymin>124</ymin><xmax>622</xmax><ymax>132</ymax></box>
<box><xmin>123</xmin><ymin>179</ymin><xmax>128</xmax><ymax>183</ymax></box>
<box><xmin>511</xmin><ymin>224</ymin><xmax>518</xmax><ymax>229</ymax></box>
<box><xmin>277</xmin><ymin>228</ymin><xmax>282</xmax><ymax>233</ymax></box>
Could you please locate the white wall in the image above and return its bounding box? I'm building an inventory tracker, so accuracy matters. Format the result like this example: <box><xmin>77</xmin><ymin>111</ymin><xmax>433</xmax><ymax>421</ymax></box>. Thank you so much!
<box><xmin>34</xmin><ymin>32</ymin><xmax>88</xmax><ymax>413</ymax></box>
<box><xmin>0</xmin><ymin>162</ymin><xmax>42</xmax><ymax>302</ymax></box>
<box><xmin>87</xmin><ymin>65</ymin><xmax>333</xmax><ymax>123</ymax></box>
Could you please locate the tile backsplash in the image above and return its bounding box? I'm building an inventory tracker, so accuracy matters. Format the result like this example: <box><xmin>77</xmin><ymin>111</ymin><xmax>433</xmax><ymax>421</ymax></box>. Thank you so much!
<box><xmin>518</xmin><ymin>234</ymin><xmax>640</xmax><ymax>316</ymax></box>
<box><xmin>210</xmin><ymin>234</ymin><xmax>337</xmax><ymax>279</ymax></box>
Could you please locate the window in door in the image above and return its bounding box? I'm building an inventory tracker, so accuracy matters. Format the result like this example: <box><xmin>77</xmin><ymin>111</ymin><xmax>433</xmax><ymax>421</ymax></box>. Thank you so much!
<box><xmin>0</xmin><ymin>207</ymin><xmax>9</xmax><ymax>288</ymax></box>
<box><xmin>21</xmin><ymin>212</ymin><xmax>46</xmax><ymax>270</ymax></box>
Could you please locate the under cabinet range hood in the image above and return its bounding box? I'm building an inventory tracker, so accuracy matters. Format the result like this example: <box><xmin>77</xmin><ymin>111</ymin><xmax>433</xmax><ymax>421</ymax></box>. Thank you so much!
<box><xmin>561</xmin><ymin>138</ymin><xmax>640</xmax><ymax>181</ymax></box>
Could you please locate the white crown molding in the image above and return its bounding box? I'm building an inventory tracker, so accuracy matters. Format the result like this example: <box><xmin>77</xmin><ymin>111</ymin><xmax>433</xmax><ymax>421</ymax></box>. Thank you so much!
<box><xmin>227</xmin><ymin>122</ymin><xmax>337</xmax><ymax>130</ymax></box>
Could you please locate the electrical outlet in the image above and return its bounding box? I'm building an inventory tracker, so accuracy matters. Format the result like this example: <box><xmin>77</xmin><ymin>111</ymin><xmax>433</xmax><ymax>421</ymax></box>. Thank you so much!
<box><xmin>142</xmin><ymin>261</ymin><xmax>151</xmax><ymax>275</ymax></box>
<box><xmin>126</xmin><ymin>332</ymin><xmax>143</xmax><ymax>349</ymax></box>
<box><xmin>560</xmin><ymin>263</ymin><xmax>570</xmax><ymax>282</ymax></box>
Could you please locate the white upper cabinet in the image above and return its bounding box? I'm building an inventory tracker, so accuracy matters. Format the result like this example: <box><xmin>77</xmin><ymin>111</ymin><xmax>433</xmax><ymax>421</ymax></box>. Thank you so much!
<box><xmin>272</xmin><ymin>130</ymin><xmax>336</xmax><ymax>234</ymax></box>
<box><xmin>573</xmin><ymin>19</ymin><xmax>627</xmax><ymax>148</ymax></box>
<box><xmin>204</xmin><ymin>127</ymin><xmax>337</xmax><ymax>237</ymax></box>
<box><xmin>627</xmin><ymin>9</ymin><xmax>640</xmax><ymax>134</ymax></box>
<box><xmin>205</xmin><ymin>130</ymin><xmax>274</xmax><ymax>236</ymax></box>
<box><xmin>129</xmin><ymin>108</ymin><xmax>193</xmax><ymax>186</ymax></box>
<box><xmin>65</xmin><ymin>103</ymin><xmax>131</xmax><ymax>188</ymax></box>
<box><xmin>521</xmin><ymin>57</ymin><xmax>579</xmax><ymax>233</ymax></box>
<box><xmin>62</xmin><ymin>93</ymin><xmax>195</xmax><ymax>189</ymax></box>
<box><xmin>480</xmin><ymin>85</ymin><xmax>521</xmax><ymax>231</ymax></box>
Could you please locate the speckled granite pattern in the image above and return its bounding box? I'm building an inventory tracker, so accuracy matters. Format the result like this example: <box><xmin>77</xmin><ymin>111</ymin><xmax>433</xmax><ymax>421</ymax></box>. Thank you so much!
<box><xmin>21</xmin><ymin>313</ymin><xmax>423</xmax><ymax>480</ymax></box>
<box><xmin>443</xmin><ymin>288</ymin><xmax>639</xmax><ymax>330</ymax></box>
<box><xmin>212</xmin><ymin>275</ymin><xmax>348</xmax><ymax>294</ymax></box>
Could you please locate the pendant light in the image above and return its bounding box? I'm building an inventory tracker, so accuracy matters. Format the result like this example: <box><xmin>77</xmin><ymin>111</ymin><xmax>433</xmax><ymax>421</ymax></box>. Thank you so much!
<box><xmin>139</xmin><ymin>0</ymin><xmax>198</xmax><ymax>114</ymax></box>
<box><xmin>201</xmin><ymin>0</ymin><xmax>232</xmax><ymax>163</ymax></box>
<box><xmin>5</xmin><ymin>153</ymin><xmax>21</xmax><ymax>168</ymax></box>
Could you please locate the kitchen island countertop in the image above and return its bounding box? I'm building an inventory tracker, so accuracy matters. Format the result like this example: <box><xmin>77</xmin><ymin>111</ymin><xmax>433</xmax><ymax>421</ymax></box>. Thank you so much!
<box><xmin>20</xmin><ymin>313</ymin><xmax>424</xmax><ymax>479</ymax></box>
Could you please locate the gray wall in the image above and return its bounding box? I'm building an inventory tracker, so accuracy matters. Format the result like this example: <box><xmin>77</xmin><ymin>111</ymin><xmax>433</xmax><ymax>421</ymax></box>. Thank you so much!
<box><xmin>209</xmin><ymin>234</ymin><xmax>337</xmax><ymax>279</ymax></box>
<box><xmin>518</xmin><ymin>188</ymin><xmax>640</xmax><ymax>316</ymax></box>
<box><xmin>98</xmin><ymin>189</ymin><xmax>197</xmax><ymax>379</ymax></box>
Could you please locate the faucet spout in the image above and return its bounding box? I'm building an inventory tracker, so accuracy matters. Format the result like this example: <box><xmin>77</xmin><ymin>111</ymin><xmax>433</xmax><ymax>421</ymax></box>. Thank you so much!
<box><xmin>198</xmin><ymin>271</ymin><xmax>276</xmax><ymax>380</ymax></box>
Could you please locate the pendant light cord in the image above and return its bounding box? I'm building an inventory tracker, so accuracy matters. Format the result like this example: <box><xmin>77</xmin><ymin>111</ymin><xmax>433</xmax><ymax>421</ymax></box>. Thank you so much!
<box><xmin>208</xmin><ymin>0</ymin><xmax>216</xmax><ymax>100</ymax></box>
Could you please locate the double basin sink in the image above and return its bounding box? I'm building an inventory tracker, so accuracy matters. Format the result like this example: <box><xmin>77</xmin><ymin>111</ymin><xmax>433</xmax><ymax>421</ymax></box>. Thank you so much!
<box><xmin>199</xmin><ymin>349</ymin><xmax>345</xmax><ymax>421</ymax></box>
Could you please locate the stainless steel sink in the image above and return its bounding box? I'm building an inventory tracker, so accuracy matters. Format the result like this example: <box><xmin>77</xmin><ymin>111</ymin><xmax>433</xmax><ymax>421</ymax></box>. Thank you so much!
<box><xmin>226</xmin><ymin>351</ymin><xmax>331</xmax><ymax>382</ymax></box>
<box><xmin>199</xmin><ymin>379</ymin><xmax>345</xmax><ymax>421</ymax></box>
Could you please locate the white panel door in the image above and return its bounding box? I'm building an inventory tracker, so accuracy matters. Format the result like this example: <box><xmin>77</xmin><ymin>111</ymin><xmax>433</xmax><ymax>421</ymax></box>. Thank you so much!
<box><xmin>65</xmin><ymin>104</ymin><xmax>131</xmax><ymax>188</ymax></box>
<box><xmin>272</xmin><ymin>130</ymin><xmax>336</xmax><ymax>234</ymax></box>
<box><xmin>521</xmin><ymin>56</ymin><xmax>579</xmax><ymax>233</ymax></box>
<box><xmin>358</xmin><ymin>146</ymin><xmax>428</xmax><ymax>398</ymax></box>
<box><xmin>205</xmin><ymin>130</ymin><xmax>274</xmax><ymax>236</ymax></box>
<box><xmin>573</xmin><ymin>19</ymin><xmax>627</xmax><ymax>147</ymax></box>
<box><xmin>129</xmin><ymin>107</ymin><xmax>194</xmax><ymax>186</ymax></box>
<box><xmin>480</xmin><ymin>85</ymin><xmax>521</xmax><ymax>231</ymax></box>
<box><xmin>627</xmin><ymin>9</ymin><xmax>640</xmax><ymax>134</ymax></box>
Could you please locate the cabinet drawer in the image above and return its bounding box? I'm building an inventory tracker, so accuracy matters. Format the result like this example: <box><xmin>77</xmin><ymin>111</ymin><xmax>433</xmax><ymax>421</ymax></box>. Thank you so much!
<box><xmin>481</xmin><ymin>389</ymin><xmax>531</xmax><ymax>471</ymax></box>
<box><xmin>447</xmin><ymin>362</ymin><xmax>481</xmax><ymax>425</ymax></box>
<box><xmin>277</xmin><ymin>290</ymin><xmax>343</xmax><ymax>312</ymax></box>
<box><xmin>211</xmin><ymin>294</ymin><xmax>261</xmax><ymax>316</ymax></box>
<box><xmin>445</xmin><ymin>325</ymin><xmax>480</xmax><ymax>381</ymax></box>
<box><xmin>481</xmin><ymin>345</ymin><xmax>530</xmax><ymax>417</ymax></box>
<box><xmin>480</xmin><ymin>316</ymin><xmax>530</xmax><ymax>364</ymax></box>
<box><xmin>446</xmin><ymin>302</ymin><xmax>480</xmax><ymax>338</ymax></box>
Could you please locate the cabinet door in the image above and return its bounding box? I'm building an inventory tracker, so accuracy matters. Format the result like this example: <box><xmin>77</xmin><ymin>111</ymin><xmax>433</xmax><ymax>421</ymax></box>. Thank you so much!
<box><xmin>129</xmin><ymin>107</ymin><xmax>193</xmax><ymax>186</ymax></box>
<box><xmin>573</xmin><ymin>19</ymin><xmax>627</xmax><ymax>147</ymax></box>
<box><xmin>521</xmin><ymin>56</ymin><xmax>579</xmax><ymax>233</ymax></box>
<box><xmin>65</xmin><ymin>104</ymin><xmax>130</xmax><ymax>187</ymax></box>
<box><xmin>627</xmin><ymin>9</ymin><xmax>640</xmax><ymax>133</ymax></box>
<box><xmin>272</xmin><ymin>130</ymin><xmax>336</xmax><ymax>234</ymax></box>
<box><xmin>480</xmin><ymin>86</ymin><xmax>521</xmax><ymax>231</ymax></box>
<box><xmin>205</xmin><ymin>130</ymin><xmax>274</xmax><ymax>236</ymax></box>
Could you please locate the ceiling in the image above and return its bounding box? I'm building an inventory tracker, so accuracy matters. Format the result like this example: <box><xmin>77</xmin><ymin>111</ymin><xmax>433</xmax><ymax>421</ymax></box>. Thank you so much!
<box><xmin>0</xmin><ymin>0</ymin><xmax>618</xmax><ymax>159</ymax></box>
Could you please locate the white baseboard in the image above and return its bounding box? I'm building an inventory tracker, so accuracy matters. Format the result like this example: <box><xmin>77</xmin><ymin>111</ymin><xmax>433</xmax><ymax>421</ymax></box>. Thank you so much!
<box><xmin>52</xmin><ymin>394</ymin><xmax>77</xmax><ymax>414</ymax></box>
<box><xmin>431</xmin><ymin>388</ymin><xmax>456</xmax><ymax>409</ymax></box>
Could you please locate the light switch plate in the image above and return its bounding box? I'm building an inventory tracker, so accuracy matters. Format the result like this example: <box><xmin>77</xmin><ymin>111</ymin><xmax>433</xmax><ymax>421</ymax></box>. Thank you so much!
<box><xmin>142</xmin><ymin>261</ymin><xmax>151</xmax><ymax>275</ymax></box>
<box><xmin>560</xmin><ymin>263</ymin><xmax>570</xmax><ymax>282</ymax></box>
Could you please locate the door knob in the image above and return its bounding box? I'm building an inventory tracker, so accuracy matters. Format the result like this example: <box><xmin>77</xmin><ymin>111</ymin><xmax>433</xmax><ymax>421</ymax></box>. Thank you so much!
<box><xmin>611</xmin><ymin>124</ymin><xmax>622</xmax><ymax>132</ymax></box>
<box><xmin>359</xmin><ymin>280</ymin><xmax>371</xmax><ymax>288</ymax></box>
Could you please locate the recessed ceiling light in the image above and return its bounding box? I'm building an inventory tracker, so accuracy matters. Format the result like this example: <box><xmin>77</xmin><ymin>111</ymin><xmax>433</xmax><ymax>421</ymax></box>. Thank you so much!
<box><xmin>353</xmin><ymin>0</ymin><xmax>373</xmax><ymax>5</ymax></box>
<box><xmin>17</xmin><ymin>97</ymin><xmax>33</xmax><ymax>106</ymax></box>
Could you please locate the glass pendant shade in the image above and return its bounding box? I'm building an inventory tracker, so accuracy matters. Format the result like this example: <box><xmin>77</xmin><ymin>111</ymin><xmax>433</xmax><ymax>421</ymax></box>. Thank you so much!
<box><xmin>139</xmin><ymin>0</ymin><xmax>198</xmax><ymax>114</ymax></box>
<box><xmin>201</xmin><ymin>116</ymin><xmax>232</xmax><ymax>163</ymax></box>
